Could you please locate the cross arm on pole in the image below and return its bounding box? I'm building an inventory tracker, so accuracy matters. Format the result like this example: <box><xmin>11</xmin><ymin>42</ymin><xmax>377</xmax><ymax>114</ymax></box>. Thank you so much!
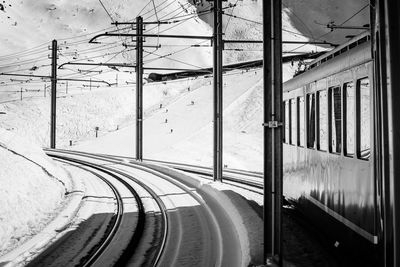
<box><xmin>57</xmin><ymin>78</ymin><xmax>111</xmax><ymax>86</ymax></box>
<box><xmin>0</xmin><ymin>73</ymin><xmax>51</xmax><ymax>79</ymax></box>
<box><xmin>89</xmin><ymin>33</ymin><xmax>213</xmax><ymax>43</ymax></box>
<box><xmin>223</xmin><ymin>39</ymin><xmax>338</xmax><ymax>46</ymax></box>
<box><xmin>58</xmin><ymin>62</ymin><xmax>136</xmax><ymax>69</ymax></box>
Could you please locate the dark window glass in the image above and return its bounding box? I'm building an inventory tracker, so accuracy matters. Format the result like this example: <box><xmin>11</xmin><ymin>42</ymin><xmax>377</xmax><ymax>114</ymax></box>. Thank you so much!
<box><xmin>358</xmin><ymin>78</ymin><xmax>370</xmax><ymax>159</ymax></box>
<box><xmin>298</xmin><ymin>96</ymin><xmax>305</xmax><ymax>147</ymax></box>
<box><xmin>344</xmin><ymin>82</ymin><xmax>355</xmax><ymax>156</ymax></box>
<box><xmin>307</xmin><ymin>93</ymin><xmax>316</xmax><ymax>148</ymax></box>
<box><xmin>285</xmin><ymin>101</ymin><xmax>290</xmax><ymax>143</ymax></box>
<box><xmin>291</xmin><ymin>99</ymin><xmax>297</xmax><ymax>145</ymax></box>
<box><xmin>329</xmin><ymin>86</ymin><xmax>342</xmax><ymax>153</ymax></box>
<box><xmin>317</xmin><ymin>90</ymin><xmax>328</xmax><ymax>151</ymax></box>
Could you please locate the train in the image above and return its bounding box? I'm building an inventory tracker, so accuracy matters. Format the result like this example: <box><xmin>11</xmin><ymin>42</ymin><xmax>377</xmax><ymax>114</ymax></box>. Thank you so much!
<box><xmin>282</xmin><ymin>31</ymin><xmax>378</xmax><ymax>263</ymax></box>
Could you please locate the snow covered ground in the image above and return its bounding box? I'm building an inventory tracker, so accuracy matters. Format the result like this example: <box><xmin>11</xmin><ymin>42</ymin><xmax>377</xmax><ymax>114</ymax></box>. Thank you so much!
<box><xmin>0</xmin><ymin>129</ymin><xmax>71</xmax><ymax>256</ymax></box>
<box><xmin>0</xmin><ymin>0</ymin><xmax>340</xmax><ymax>260</ymax></box>
<box><xmin>74</xmin><ymin>69</ymin><xmax>264</xmax><ymax>171</ymax></box>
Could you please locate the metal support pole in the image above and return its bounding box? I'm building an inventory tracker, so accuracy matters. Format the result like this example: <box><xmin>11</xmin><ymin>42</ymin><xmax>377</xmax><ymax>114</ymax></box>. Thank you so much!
<box><xmin>213</xmin><ymin>0</ymin><xmax>223</xmax><ymax>182</ymax></box>
<box><xmin>50</xmin><ymin>39</ymin><xmax>57</xmax><ymax>149</ymax></box>
<box><xmin>263</xmin><ymin>0</ymin><xmax>283</xmax><ymax>265</ymax></box>
<box><xmin>136</xmin><ymin>16</ymin><xmax>144</xmax><ymax>161</ymax></box>
<box><xmin>373</xmin><ymin>0</ymin><xmax>400</xmax><ymax>265</ymax></box>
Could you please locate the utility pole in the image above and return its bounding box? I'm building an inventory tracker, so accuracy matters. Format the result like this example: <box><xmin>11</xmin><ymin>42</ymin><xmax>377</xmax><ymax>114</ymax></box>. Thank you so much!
<box><xmin>89</xmin><ymin>78</ymin><xmax>92</xmax><ymax>91</ymax></box>
<box><xmin>50</xmin><ymin>39</ymin><xmax>57</xmax><ymax>149</ymax></box>
<box><xmin>20</xmin><ymin>88</ymin><xmax>23</xmax><ymax>100</ymax></box>
<box><xmin>213</xmin><ymin>0</ymin><xmax>223</xmax><ymax>182</ymax></box>
<box><xmin>44</xmin><ymin>83</ymin><xmax>46</xmax><ymax>97</ymax></box>
<box><xmin>263</xmin><ymin>0</ymin><xmax>283</xmax><ymax>266</ymax></box>
<box><xmin>66</xmin><ymin>81</ymin><xmax>68</xmax><ymax>94</ymax></box>
<box><xmin>136</xmin><ymin>16</ymin><xmax>144</xmax><ymax>161</ymax></box>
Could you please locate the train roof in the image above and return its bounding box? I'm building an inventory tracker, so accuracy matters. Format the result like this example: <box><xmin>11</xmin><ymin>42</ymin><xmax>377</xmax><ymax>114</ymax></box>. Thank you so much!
<box><xmin>284</xmin><ymin>31</ymin><xmax>372</xmax><ymax>92</ymax></box>
<box><xmin>307</xmin><ymin>31</ymin><xmax>371</xmax><ymax>70</ymax></box>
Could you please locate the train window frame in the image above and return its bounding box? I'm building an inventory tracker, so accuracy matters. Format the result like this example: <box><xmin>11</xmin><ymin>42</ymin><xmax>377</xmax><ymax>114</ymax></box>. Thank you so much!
<box><xmin>343</xmin><ymin>81</ymin><xmax>355</xmax><ymax>157</ymax></box>
<box><xmin>283</xmin><ymin>100</ymin><xmax>288</xmax><ymax>143</ymax></box>
<box><xmin>317</xmin><ymin>90</ymin><xmax>328</xmax><ymax>151</ymax></box>
<box><xmin>298</xmin><ymin>96</ymin><xmax>305</xmax><ymax>147</ymax></box>
<box><xmin>283</xmin><ymin>100</ymin><xmax>290</xmax><ymax>144</ymax></box>
<box><xmin>290</xmin><ymin>98</ymin><xmax>297</xmax><ymax>146</ymax></box>
<box><xmin>328</xmin><ymin>85</ymin><xmax>342</xmax><ymax>154</ymax></box>
<box><xmin>356</xmin><ymin>77</ymin><xmax>371</xmax><ymax>160</ymax></box>
<box><xmin>288</xmin><ymin>100</ymin><xmax>292</xmax><ymax>144</ymax></box>
<box><xmin>306</xmin><ymin>93</ymin><xmax>316</xmax><ymax>149</ymax></box>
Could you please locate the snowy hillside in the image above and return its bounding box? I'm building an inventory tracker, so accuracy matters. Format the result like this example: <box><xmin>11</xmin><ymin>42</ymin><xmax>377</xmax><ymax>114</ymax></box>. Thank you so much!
<box><xmin>0</xmin><ymin>79</ymin><xmax>201</xmax><ymax>147</ymax></box>
<box><xmin>74</xmin><ymin>69</ymin><xmax>264</xmax><ymax>171</ymax></box>
<box><xmin>0</xmin><ymin>0</ymin><xmax>212</xmax><ymax>98</ymax></box>
<box><xmin>0</xmin><ymin>129</ymin><xmax>71</xmax><ymax>256</ymax></box>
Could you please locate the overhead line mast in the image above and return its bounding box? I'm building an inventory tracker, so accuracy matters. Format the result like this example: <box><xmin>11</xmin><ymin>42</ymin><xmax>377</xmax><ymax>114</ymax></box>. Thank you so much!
<box><xmin>136</xmin><ymin>16</ymin><xmax>144</xmax><ymax>161</ymax></box>
<box><xmin>213</xmin><ymin>0</ymin><xmax>223</xmax><ymax>182</ymax></box>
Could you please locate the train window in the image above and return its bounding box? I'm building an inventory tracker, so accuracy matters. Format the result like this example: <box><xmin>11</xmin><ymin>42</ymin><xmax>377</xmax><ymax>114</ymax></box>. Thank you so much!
<box><xmin>317</xmin><ymin>90</ymin><xmax>328</xmax><ymax>151</ymax></box>
<box><xmin>291</xmin><ymin>99</ymin><xmax>297</xmax><ymax>145</ymax></box>
<box><xmin>306</xmin><ymin>93</ymin><xmax>316</xmax><ymax>148</ymax></box>
<box><xmin>357</xmin><ymin>78</ymin><xmax>370</xmax><ymax>159</ymax></box>
<box><xmin>284</xmin><ymin>101</ymin><xmax>290</xmax><ymax>143</ymax></box>
<box><xmin>344</xmin><ymin>82</ymin><xmax>355</xmax><ymax>156</ymax></box>
<box><xmin>298</xmin><ymin>96</ymin><xmax>305</xmax><ymax>147</ymax></box>
<box><xmin>329</xmin><ymin>86</ymin><xmax>342</xmax><ymax>154</ymax></box>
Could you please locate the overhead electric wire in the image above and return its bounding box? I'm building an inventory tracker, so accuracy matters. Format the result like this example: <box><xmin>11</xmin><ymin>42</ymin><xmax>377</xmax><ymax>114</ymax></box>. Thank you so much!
<box><xmin>223</xmin><ymin>13</ymin><xmax>262</xmax><ymax>25</ymax></box>
<box><xmin>143</xmin><ymin>49</ymin><xmax>206</xmax><ymax>69</ymax></box>
<box><xmin>0</xmin><ymin>41</ymin><xmax>49</xmax><ymax>59</ymax></box>
<box><xmin>98</xmin><ymin>0</ymin><xmax>115</xmax><ymax>23</ymax></box>
<box><xmin>282</xmin><ymin>3</ymin><xmax>315</xmax><ymax>42</ymax></box>
<box><xmin>287</xmin><ymin>3</ymin><xmax>370</xmax><ymax>53</ymax></box>
<box><xmin>143</xmin><ymin>39</ymin><xmax>208</xmax><ymax>63</ymax></box>
<box><xmin>58</xmin><ymin>47</ymin><xmax>129</xmax><ymax>80</ymax></box>
<box><xmin>339</xmin><ymin>3</ymin><xmax>369</xmax><ymax>25</ymax></box>
<box><xmin>145</xmin><ymin>1</ymin><xmax>192</xmax><ymax>22</ymax></box>
<box><xmin>136</xmin><ymin>0</ymin><xmax>154</xmax><ymax>17</ymax></box>
<box><xmin>0</xmin><ymin>56</ymin><xmax>50</xmax><ymax>70</ymax></box>
<box><xmin>224</xmin><ymin>0</ymin><xmax>240</xmax><ymax>33</ymax></box>
<box><xmin>141</xmin><ymin>0</ymin><xmax>170</xmax><ymax>19</ymax></box>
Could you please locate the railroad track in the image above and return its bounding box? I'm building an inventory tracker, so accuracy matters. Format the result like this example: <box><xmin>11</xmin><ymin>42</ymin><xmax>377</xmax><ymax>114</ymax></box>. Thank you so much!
<box><xmin>45</xmin><ymin>148</ymin><xmax>263</xmax><ymax>192</ymax></box>
<box><xmin>20</xmin><ymin>148</ymin><xmax>266</xmax><ymax>266</ymax></box>
<box><xmin>26</xmin><ymin>152</ymin><xmax>168</xmax><ymax>267</ymax></box>
<box><xmin>43</xmin><ymin>148</ymin><xmax>258</xmax><ymax>266</ymax></box>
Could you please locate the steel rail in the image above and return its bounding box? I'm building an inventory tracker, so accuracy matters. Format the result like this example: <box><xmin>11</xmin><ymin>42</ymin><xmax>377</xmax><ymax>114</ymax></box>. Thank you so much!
<box><xmin>47</xmin><ymin>148</ymin><xmax>263</xmax><ymax>192</ymax></box>
<box><xmin>48</xmin><ymin>151</ymin><xmax>168</xmax><ymax>267</ymax></box>
<box><xmin>53</xmin><ymin>158</ymin><xmax>126</xmax><ymax>267</ymax></box>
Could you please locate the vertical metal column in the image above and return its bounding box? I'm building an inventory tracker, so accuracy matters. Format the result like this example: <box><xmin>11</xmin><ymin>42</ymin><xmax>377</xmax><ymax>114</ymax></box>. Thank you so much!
<box><xmin>50</xmin><ymin>39</ymin><xmax>57</xmax><ymax>149</ymax></box>
<box><xmin>263</xmin><ymin>0</ymin><xmax>283</xmax><ymax>265</ymax></box>
<box><xmin>136</xmin><ymin>16</ymin><xmax>144</xmax><ymax>161</ymax></box>
<box><xmin>373</xmin><ymin>0</ymin><xmax>400</xmax><ymax>266</ymax></box>
<box><xmin>213</xmin><ymin>0</ymin><xmax>223</xmax><ymax>182</ymax></box>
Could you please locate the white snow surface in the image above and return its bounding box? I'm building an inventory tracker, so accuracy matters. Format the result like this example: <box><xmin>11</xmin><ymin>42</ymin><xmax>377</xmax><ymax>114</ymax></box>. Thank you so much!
<box><xmin>0</xmin><ymin>129</ymin><xmax>71</xmax><ymax>256</ymax></box>
<box><xmin>0</xmin><ymin>0</ymin><xmax>328</xmax><ymax>260</ymax></box>
<box><xmin>74</xmin><ymin>70</ymin><xmax>264</xmax><ymax>171</ymax></box>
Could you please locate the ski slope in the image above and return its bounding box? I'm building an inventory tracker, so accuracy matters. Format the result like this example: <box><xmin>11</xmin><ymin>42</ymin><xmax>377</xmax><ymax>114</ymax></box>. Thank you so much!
<box><xmin>75</xmin><ymin>70</ymin><xmax>263</xmax><ymax>171</ymax></box>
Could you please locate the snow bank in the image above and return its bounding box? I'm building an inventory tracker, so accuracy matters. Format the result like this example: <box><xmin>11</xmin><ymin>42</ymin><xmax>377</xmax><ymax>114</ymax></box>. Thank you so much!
<box><xmin>0</xmin><ymin>129</ymin><xmax>71</xmax><ymax>256</ymax></box>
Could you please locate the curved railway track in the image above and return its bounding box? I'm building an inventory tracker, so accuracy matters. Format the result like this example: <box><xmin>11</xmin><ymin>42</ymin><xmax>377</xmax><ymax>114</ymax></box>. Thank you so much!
<box><xmin>45</xmin><ymin>148</ymin><xmax>263</xmax><ymax>191</ymax></box>
<box><xmin>26</xmin><ymin>153</ymin><xmax>168</xmax><ymax>267</ymax></box>
<box><xmin>25</xmin><ymin>148</ymin><xmax>265</xmax><ymax>266</ymax></box>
